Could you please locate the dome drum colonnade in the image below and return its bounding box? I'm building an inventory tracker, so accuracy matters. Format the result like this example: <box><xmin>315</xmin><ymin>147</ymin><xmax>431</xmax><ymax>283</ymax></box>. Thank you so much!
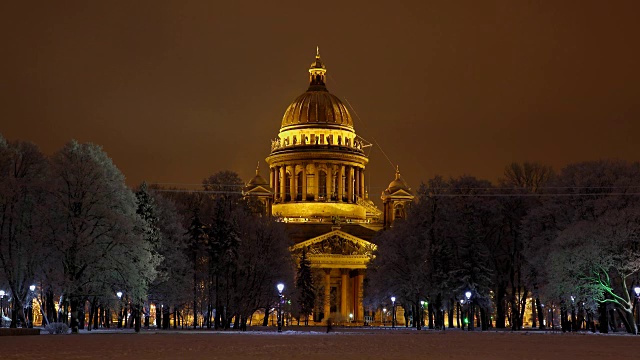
<box><xmin>265</xmin><ymin>49</ymin><xmax>370</xmax><ymax>221</ymax></box>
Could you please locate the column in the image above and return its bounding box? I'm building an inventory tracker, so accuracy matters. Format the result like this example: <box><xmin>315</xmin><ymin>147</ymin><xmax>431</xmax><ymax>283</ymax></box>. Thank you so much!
<box><xmin>347</xmin><ymin>166</ymin><xmax>354</xmax><ymax>203</ymax></box>
<box><xmin>325</xmin><ymin>163</ymin><xmax>330</xmax><ymax>201</ymax></box>
<box><xmin>290</xmin><ymin>165</ymin><xmax>297</xmax><ymax>201</ymax></box>
<box><xmin>324</xmin><ymin>269</ymin><xmax>331</xmax><ymax>321</ymax></box>
<box><xmin>301</xmin><ymin>163</ymin><xmax>307</xmax><ymax>201</ymax></box>
<box><xmin>354</xmin><ymin>168</ymin><xmax>360</xmax><ymax>199</ymax></box>
<box><xmin>287</xmin><ymin>165</ymin><xmax>294</xmax><ymax>202</ymax></box>
<box><xmin>313</xmin><ymin>163</ymin><xmax>319</xmax><ymax>201</ymax></box>
<box><xmin>338</xmin><ymin>165</ymin><xmax>345</xmax><ymax>202</ymax></box>
<box><xmin>360</xmin><ymin>169</ymin><xmax>365</xmax><ymax>199</ymax></box>
<box><xmin>279</xmin><ymin>166</ymin><xmax>286</xmax><ymax>203</ymax></box>
<box><xmin>269</xmin><ymin>168</ymin><xmax>274</xmax><ymax>190</ymax></box>
<box><xmin>341</xmin><ymin>269</ymin><xmax>348</xmax><ymax>318</ymax></box>
<box><xmin>328</xmin><ymin>164</ymin><xmax>334</xmax><ymax>200</ymax></box>
<box><xmin>357</xmin><ymin>273</ymin><xmax>364</xmax><ymax>322</ymax></box>
<box><xmin>273</xmin><ymin>167</ymin><xmax>279</xmax><ymax>201</ymax></box>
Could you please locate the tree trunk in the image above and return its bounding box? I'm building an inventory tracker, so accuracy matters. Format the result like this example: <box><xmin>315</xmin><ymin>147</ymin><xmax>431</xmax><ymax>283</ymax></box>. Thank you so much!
<box><xmin>93</xmin><ymin>303</ymin><xmax>99</xmax><ymax>329</ymax></box>
<box><xmin>87</xmin><ymin>298</ymin><xmax>95</xmax><ymax>331</ymax></box>
<box><xmin>519</xmin><ymin>288</ymin><xmax>528</xmax><ymax>329</ymax></box>
<box><xmin>262</xmin><ymin>307</ymin><xmax>269</xmax><ymax>326</ymax></box>
<box><xmin>427</xmin><ymin>303</ymin><xmax>434</xmax><ymax>329</ymax></box>
<box><xmin>173</xmin><ymin>306</ymin><xmax>177</xmax><ymax>329</ymax></box>
<box><xmin>156</xmin><ymin>305</ymin><xmax>162</xmax><ymax>329</ymax></box>
<box><xmin>78</xmin><ymin>299</ymin><xmax>85</xmax><ymax>330</ymax></box>
<box><xmin>162</xmin><ymin>305</ymin><xmax>170</xmax><ymax>330</ymax></box>
<box><xmin>69</xmin><ymin>297</ymin><xmax>79</xmax><ymax>333</ymax></box>
<box><xmin>45</xmin><ymin>290</ymin><xmax>56</xmax><ymax>323</ymax></box>
<box><xmin>134</xmin><ymin>303</ymin><xmax>141</xmax><ymax>333</ymax></box>
<box><xmin>616</xmin><ymin>307</ymin><xmax>636</xmax><ymax>334</ymax></box>
<box><xmin>535</xmin><ymin>298</ymin><xmax>545</xmax><ymax>329</ymax></box>
<box><xmin>414</xmin><ymin>300</ymin><xmax>421</xmax><ymax>330</ymax></box>
<box><xmin>480</xmin><ymin>307</ymin><xmax>488</xmax><ymax>330</ymax></box>
<box><xmin>448</xmin><ymin>300</ymin><xmax>454</xmax><ymax>328</ymax></box>
<box><xmin>495</xmin><ymin>283</ymin><xmax>506</xmax><ymax>328</ymax></box>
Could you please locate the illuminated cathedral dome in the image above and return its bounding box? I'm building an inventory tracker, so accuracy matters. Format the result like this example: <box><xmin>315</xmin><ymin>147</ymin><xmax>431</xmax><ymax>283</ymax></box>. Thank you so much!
<box><xmin>281</xmin><ymin>92</ymin><xmax>353</xmax><ymax>130</ymax></box>
<box><xmin>280</xmin><ymin>48</ymin><xmax>353</xmax><ymax>130</ymax></box>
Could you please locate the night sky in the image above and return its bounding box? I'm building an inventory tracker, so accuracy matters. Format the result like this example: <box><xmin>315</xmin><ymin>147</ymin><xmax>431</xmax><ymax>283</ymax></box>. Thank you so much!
<box><xmin>2</xmin><ymin>1</ymin><xmax>638</xmax><ymax>199</ymax></box>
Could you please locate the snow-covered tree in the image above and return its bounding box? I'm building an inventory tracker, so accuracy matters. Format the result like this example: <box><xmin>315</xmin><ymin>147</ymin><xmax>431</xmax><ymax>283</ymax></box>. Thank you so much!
<box><xmin>45</xmin><ymin>140</ymin><xmax>159</xmax><ymax>333</ymax></box>
<box><xmin>526</xmin><ymin>159</ymin><xmax>640</xmax><ymax>333</ymax></box>
<box><xmin>0</xmin><ymin>135</ymin><xmax>49</xmax><ymax>327</ymax></box>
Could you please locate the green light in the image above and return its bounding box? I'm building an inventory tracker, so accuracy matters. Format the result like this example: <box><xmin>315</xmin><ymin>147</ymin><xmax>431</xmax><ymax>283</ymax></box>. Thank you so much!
<box><xmin>464</xmin><ymin>318</ymin><xmax>469</xmax><ymax>324</ymax></box>
<box><xmin>287</xmin><ymin>300</ymin><xmax>291</xmax><ymax>305</ymax></box>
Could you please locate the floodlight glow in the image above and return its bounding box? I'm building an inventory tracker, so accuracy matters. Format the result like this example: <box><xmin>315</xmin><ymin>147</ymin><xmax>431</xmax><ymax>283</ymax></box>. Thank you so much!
<box><xmin>277</xmin><ymin>283</ymin><xmax>284</xmax><ymax>293</ymax></box>
<box><xmin>29</xmin><ymin>285</ymin><xmax>36</xmax><ymax>292</ymax></box>
<box><xmin>634</xmin><ymin>286</ymin><xmax>640</xmax><ymax>296</ymax></box>
<box><xmin>465</xmin><ymin>291</ymin><xmax>471</xmax><ymax>300</ymax></box>
<box><xmin>390</xmin><ymin>296</ymin><xmax>396</xmax><ymax>303</ymax></box>
<box><xmin>116</xmin><ymin>291</ymin><xmax>123</xmax><ymax>299</ymax></box>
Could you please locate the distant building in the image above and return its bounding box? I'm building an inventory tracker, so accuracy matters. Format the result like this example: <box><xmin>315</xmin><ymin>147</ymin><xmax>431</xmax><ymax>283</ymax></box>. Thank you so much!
<box><xmin>243</xmin><ymin>49</ymin><xmax>413</xmax><ymax>323</ymax></box>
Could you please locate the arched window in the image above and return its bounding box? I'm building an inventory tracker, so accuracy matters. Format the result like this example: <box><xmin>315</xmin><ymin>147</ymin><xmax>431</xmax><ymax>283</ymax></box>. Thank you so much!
<box><xmin>285</xmin><ymin>173</ymin><xmax>291</xmax><ymax>202</ymax></box>
<box><xmin>394</xmin><ymin>203</ymin><xmax>405</xmax><ymax>219</ymax></box>
<box><xmin>319</xmin><ymin>171</ymin><xmax>327</xmax><ymax>200</ymax></box>
<box><xmin>296</xmin><ymin>172</ymin><xmax>303</xmax><ymax>201</ymax></box>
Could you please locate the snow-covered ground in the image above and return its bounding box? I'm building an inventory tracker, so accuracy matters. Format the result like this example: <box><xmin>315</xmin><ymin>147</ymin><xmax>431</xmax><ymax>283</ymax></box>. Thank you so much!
<box><xmin>1</xmin><ymin>327</ymin><xmax>637</xmax><ymax>359</ymax></box>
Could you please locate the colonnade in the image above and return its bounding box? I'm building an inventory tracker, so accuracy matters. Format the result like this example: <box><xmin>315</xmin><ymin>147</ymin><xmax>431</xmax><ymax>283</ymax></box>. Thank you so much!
<box><xmin>270</xmin><ymin>163</ymin><xmax>366</xmax><ymax>203</ymax></box>
<box><xmin>321</xmin><ymin>269</ymin><xmax>364</xmax><ymax>322</ymax></box>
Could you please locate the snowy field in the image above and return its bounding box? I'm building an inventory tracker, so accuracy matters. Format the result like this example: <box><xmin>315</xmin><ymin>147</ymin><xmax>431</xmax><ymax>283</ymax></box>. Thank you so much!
<box><xmin>1</xmin><ymin>327</ymin><xmax>638</xmax><ymax>360</ymax></box>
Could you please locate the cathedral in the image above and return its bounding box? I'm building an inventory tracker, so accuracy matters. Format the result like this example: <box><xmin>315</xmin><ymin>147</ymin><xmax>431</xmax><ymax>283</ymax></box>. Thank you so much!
<box><xmin>243</xmin><ymin>49</ymin><xmax>414</xmax><ymax>324</ymax></box>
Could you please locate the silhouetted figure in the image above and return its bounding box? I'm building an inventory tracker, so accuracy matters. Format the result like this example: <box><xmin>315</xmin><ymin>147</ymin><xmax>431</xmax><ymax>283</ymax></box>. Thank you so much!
<box><xmin>326</xmin><ymin>319</ymin><xmax>332</xmax><ymax>333</ymax></box>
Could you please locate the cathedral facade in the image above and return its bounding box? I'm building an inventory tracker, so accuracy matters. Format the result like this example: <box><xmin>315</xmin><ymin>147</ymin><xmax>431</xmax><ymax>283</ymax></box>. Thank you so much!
<box><xmin>244</xmin><ymin>50</ymin><xmax>413</xmax><ymax>324</ymax></box>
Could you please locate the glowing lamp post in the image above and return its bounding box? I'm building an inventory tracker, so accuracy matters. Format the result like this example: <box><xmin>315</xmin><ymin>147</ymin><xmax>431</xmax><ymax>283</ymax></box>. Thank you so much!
<box><xmin>570</xmin><ymin>295</ymin><xmax>576</xmax><ymax>332</ymax></box>
<box><xmin>277</xmin><ymin>283</ymin><xmax>284</xmax><ymax>333</ymax></box>
<box><xmin>28</xmin><ymin>285</ymin><xmax>36</xmax><ymax>328</ymax></box>
<box><xmin>391</xmin><ymin>296</ymin><xmax>396</xmax><ymax>329</ymax></box>
<box><xmin>382</xmin><ymin>308</ymin><xmax>387</xmax><ymax>326</ymax></box>
<box><xmin>0</xmin><ymin>290</ymin><xmax>5</xmax><ymax>328</ymax></box>
<box><xmin>465</xmin><ymin>292</ymin><xmax>472</xmax><ymax>329</ymax></box>
<box><xmin>420</xmin><ymin>300</ymin><xmax>425</xmax><ymax>330</ymax></box>
<box><xmin>117</xmin><ymin>291</ymin><xmax>123</xmax><ymax>329</ymax></box>
<box><xmin>634</xmin><ymin>286</ymin><xmax>640</xmax><ymax>330</ymax></box>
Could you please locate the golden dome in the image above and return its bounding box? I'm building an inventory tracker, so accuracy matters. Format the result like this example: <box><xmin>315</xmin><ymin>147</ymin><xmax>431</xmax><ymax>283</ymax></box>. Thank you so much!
<box><xmin>280</xmin><ymin>49</ymin><xmax>354</xmax><ymax>130</ymax></box>
<box><xmin>281</xmin><ymin>92</ymin><xmax>353</xmax><ymax>129</ymax></box>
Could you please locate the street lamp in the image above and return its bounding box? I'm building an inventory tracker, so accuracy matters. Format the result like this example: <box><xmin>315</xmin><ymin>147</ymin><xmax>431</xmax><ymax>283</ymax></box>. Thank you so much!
<box><xmin>420</xmin><ymin>301</ymin><xmax>425</xmax><ymax>330</ymax></box>
<box><xmin>0</xmin><ymin>290</ymin><xmax>5</xmax><ymax>328</ymax></box>
<box><xmin>277</xmin><ymin>283</ymin><xmax>284</xmax><ymax>333</ymax></box>
<box><xmin>634</xmin><ymin>286</ymin><xmax>640</xmax><ymax>331</ymax></box>
<box><xmin>570</xmin><ymin>295</ymin><xmax>576</xmax><ymax>332</ymax></box>
<box><xmin>28</xmin><ymin>285</ymin><xmax>36</xmax><ymax>328</ymax></box>
<box><xmin>390</xmin><ymin>296</ymin><xmax>396</xmax><ymax>329</ymax></box>
<box><xmin>116</xmin><ymin>291</ymin><xmax>123</xmax><ymax>329</ymax></box>
<box><xmin>465</xmin><ymin>291</ymin><xmax>473</xmax><ymax>331</ymax></box>
<box><xmin>382</xmin><ymin>308</ymin><xmax>387</xmax><ymax>326</ymax></box>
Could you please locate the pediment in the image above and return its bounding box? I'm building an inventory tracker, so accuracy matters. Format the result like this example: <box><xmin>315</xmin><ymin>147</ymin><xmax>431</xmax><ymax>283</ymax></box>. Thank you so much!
<box><xmin>291</xmin><ymin>230</ymin><xmax>376</xmax><ymax>256</ymax></box>
<box><xmin>386</xmin><ymin>189</ymin><xmax>413</xmax><ymax>198</ymax></box>
<box><xmin>244</xmin><ymin>185</ymin><xmax>273</xmax><ymax>195</ymax></box>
